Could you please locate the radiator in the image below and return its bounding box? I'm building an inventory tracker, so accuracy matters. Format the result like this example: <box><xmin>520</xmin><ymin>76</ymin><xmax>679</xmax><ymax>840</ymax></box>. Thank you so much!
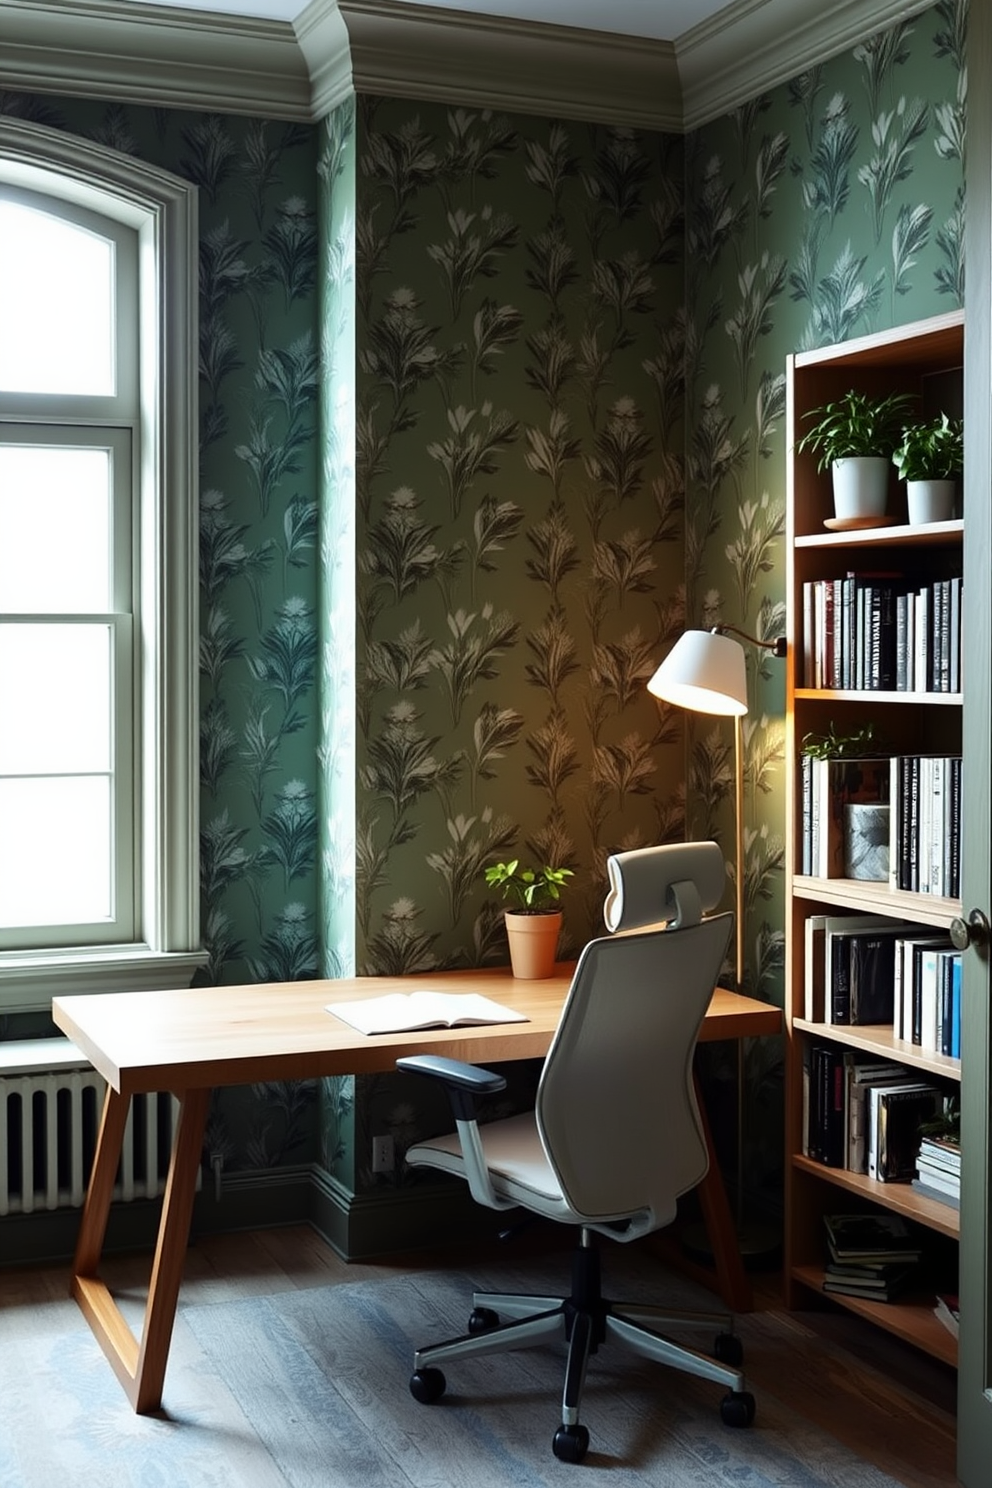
<box><xmin>0</xmin><ymin>1039</ymin><xmax>180</xmax><ymax>1217</ymax></box>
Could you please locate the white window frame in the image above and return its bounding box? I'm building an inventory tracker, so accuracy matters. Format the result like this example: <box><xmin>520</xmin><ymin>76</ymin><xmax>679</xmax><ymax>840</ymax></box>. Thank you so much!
<box><xmin>0</xmin><ymin>117</ymin><xmax>206</xmax><ymax>1009</ymax></box>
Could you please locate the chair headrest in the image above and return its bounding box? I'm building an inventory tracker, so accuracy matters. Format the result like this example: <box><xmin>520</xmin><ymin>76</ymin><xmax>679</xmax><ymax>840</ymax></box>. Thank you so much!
<box><xmin>603</xmin><ymin>842</ymin><xmax>726</xmax><ymax>933</ymax></box>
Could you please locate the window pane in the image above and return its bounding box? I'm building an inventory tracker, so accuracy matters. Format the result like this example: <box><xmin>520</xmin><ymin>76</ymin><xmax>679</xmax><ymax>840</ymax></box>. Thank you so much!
<box><xmin>0</xmin><ymin>445</ymin><xmax>112</xmax><ymax>611</ymax></box>
<box><xmin>0</xmin><ymin>201</ymin><xmax>115</xmax><ymax>396</ymax></box>
<box><xmin>0</xmin><ymin>624</ymin><xmax>112</xmax><ymax>774</ymax></box>
<box><xmin>0</xmin><ymin>777</ymin><xmax>111</xmax><ymax>927</ymax></box>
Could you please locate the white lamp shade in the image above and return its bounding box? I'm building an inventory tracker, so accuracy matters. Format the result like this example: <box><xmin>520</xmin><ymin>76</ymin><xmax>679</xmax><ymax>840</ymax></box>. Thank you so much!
<box><xmin>647</xmin><ymin>629</ymin><xmax>748</xmax><ymax>716</ymax></box>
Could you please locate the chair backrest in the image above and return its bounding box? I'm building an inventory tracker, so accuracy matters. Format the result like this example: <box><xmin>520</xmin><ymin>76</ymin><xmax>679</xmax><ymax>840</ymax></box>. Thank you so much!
<box><xmin>534</xmin><ymin>842</ymin><xmax>733</xmax><ymax>1230</ymax></box>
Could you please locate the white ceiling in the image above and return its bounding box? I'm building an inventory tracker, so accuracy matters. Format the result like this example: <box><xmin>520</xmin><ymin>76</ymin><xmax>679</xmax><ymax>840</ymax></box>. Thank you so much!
<box><xmin>121</xmin><ymin>0</ymin><xmax>736</xmax><ymax>42</ymax></box>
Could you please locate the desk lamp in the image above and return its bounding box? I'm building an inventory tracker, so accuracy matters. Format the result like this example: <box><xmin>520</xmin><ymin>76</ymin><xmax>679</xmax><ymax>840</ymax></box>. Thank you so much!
<box><xmin>648</xmin><ymin>624</ymin><xmax>786</xmax><ymax>1259</ymax></box>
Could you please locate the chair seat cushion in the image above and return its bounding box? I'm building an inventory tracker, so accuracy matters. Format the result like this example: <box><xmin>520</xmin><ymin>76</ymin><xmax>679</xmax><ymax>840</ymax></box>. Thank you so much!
<box><xmin>406</xmin><ymin>1112</ymin><xmax>576</xmax><ymax>1222</ymax></box>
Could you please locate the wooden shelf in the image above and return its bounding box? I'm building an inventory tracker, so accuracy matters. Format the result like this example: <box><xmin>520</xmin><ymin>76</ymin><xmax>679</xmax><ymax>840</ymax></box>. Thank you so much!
<box><xmin>791</xmin><ymin>1263</ymin><xmax>958</xmax><ymax>1368</ymax></box>
<box><xmin>795</xmin><ymin>519</ymin><xmax>962</xmax><ymax>549</ymax></box>
<box><xmin>793</xmin><ymin>1020</ymin><xmax>960</xmax><ymax>1084</ymax></box>
<box><xmin>792</xmin><ymin>1154</ymin><xmax>959</xmax><ymax>1238</ymax></box>
<box><xmin>791</xmin><ymin>876</ymin><xmax>960</xmax><ymax>928</ymax></box>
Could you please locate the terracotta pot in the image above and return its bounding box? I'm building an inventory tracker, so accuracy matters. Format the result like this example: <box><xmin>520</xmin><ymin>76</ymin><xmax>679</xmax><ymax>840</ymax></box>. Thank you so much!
<box><xmin>504</xmin><ymin>909</ymin><xmax>562</xmax><ymax>980</ymax></box>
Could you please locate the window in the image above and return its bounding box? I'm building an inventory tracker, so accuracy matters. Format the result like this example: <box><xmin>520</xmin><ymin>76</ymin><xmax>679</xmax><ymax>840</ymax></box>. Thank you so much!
<box><xmin>0</xmin><ymin>117</ymin><xmax>204</xmax><ymax>1009</ymax></box>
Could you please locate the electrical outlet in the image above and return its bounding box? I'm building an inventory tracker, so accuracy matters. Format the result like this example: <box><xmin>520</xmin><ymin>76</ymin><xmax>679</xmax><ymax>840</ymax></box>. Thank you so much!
<box><xmin>371</xmin><ymin>1133</ymin><xmax>394</xmax><ymax>1173</ymax></box>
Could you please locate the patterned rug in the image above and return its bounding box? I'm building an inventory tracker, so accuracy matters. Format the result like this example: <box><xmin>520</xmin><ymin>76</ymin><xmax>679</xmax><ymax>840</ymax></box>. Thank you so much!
<box><xmin>0</xmin><ymin>1259</ymin><xmax>911</xmax><ymax>1488</ymax></box>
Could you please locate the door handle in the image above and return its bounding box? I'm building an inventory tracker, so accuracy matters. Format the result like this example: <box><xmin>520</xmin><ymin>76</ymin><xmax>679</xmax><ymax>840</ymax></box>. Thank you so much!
<box><xmin>949</xmin><ymin>908</ymin><xmax>991</xmax><ymax>952</ymax></box>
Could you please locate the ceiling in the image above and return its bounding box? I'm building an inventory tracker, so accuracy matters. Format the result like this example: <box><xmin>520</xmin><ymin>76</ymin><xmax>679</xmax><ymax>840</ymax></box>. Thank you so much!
<box><xmin>121</xmin><ymin>0</ymin><xmax>737</xmax><ymax>43</ymax></box>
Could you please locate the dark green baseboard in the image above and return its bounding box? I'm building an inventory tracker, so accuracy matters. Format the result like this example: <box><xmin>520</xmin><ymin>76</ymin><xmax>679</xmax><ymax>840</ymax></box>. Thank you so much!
<box><xmin>309</xmin><ymin>1167</ymin><xmax>501</xmax><ymax>1260</ymax></box>
<box><xmin>0</xmin><ymin>1164</ymin><xmax>495</xmax><ymax>1269</ymax></box>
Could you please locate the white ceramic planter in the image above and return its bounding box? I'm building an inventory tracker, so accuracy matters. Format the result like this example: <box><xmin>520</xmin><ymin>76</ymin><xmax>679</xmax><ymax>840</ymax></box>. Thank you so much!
<box><xmin>830</xmin><ymin>456</ymin><xmax>889</xmax><ymax>520</ymax></box>
<box><xmin>906</xmin><ymin>478</ymin><xmax>957</xmax><ymax>525</ymax></box>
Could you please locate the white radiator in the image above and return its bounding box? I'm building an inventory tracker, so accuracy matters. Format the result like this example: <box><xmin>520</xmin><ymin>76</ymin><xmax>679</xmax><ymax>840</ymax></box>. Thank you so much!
<box><xmin>0</xmin><ymin>1039</ymin><xmax>180</xmax><ymax>1217</ymax></box>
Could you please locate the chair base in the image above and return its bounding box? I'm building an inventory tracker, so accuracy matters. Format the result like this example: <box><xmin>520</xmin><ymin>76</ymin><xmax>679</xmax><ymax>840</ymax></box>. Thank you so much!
<box><xmin>410</xmin><ymin>1232</ymin><xmax>755</xmax><ymax>1461</ymax></box>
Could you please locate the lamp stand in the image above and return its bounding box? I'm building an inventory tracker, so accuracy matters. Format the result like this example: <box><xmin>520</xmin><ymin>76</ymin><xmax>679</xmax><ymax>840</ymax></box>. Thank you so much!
<box><xmin>683</xmin><ymin>714</ymin><xmax>780</xmax><ymax>1268</ymax></box>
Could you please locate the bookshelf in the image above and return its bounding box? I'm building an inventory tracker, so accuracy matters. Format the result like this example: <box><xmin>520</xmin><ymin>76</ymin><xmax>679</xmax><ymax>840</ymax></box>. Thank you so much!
<box><xmin>785</xmin><ymin>309</ymin><xmax>965</xmax><ymax>1366</ymax></box>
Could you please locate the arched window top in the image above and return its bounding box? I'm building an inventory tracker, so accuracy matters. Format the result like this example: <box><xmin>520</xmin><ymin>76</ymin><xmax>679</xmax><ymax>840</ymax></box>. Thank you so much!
<box><xmin>0</xmin><ymin>189</ymin><xmax>132</xmax><ymax>399</ymax></box>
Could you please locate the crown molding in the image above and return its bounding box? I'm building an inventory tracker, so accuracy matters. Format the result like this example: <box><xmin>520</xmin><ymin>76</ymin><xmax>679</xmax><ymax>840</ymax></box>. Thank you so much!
<box><xmin>1</xmin><ymin>0</ymin><xmax>312</xmax><ymax>119</ymax></box>
<box><xmin>334</xmin><ymin>0</ymin><xmax>681</xmax><ymax>131</ymax></box>
<box><xmin>677</xmin><ymin>0</ymin><xmax>939</xmax><ymax>130</ymax></box>
<box><xmin>0</xmin><ymin>0</ymin><xmax>935</xmax><ymax>132</ymax></box>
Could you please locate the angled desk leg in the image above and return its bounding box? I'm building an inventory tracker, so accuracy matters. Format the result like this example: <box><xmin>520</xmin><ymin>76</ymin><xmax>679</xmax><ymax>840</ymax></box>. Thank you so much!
<box><xmin>692</xmin><ymin>1072</ymin><xmax>753</xmax><ymax>1314</ymax></box>
<box><xmin>71</xmin><ymin>1084</ymin><xmax>210</xmax><ymax>1414</ymax></box>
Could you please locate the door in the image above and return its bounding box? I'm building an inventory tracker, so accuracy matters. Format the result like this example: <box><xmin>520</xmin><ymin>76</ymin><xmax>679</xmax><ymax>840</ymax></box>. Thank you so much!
<box><xmin>957</xmin><ymin>1</ymin><xmax>992</xmax><ymax>1478</ymax></box>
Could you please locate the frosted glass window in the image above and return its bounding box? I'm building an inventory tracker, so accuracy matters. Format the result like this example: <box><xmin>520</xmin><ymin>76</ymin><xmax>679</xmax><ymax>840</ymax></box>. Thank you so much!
<box><xmin>0</xmin><ymin>200</ymin><xmax>115</xmax><ymax>396</ymax></box>
<box><xmin>0</xmin><ymin>777</ymin><xmax>112</xmax><ymax>927</ymax></box>
<box><xmin>0</xmin><ymin>446</ymin><xmax>112</xmax><ymax>611</ymax></box>
<box><xmin>0</xmin><ymin>624</ymin><xmax>112</xmax><ymax>775</ymax></box>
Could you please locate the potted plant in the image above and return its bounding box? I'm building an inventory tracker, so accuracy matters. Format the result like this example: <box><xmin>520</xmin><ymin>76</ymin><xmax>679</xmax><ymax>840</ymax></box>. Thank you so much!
<box><xmin>484</xmin><ymin>860</ymin><xmax>573</xmax><ymax>980</ymax></box>
<box><xmin>797</xmin><ymin>389</ymin><xmax>916</xmax><ymax>523</ymax></box>
<box><xmin>892</xmin><ymin>413</ymin><xmax>963</xmax><ymax>525</ymax></box>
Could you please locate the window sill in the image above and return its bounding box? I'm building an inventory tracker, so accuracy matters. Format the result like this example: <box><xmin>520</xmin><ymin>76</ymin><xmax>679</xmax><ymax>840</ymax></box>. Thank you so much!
<box><xmin>0</xmin><ymin>946</ymin><xmax>209</xmax><ymax>1014</ymax></box>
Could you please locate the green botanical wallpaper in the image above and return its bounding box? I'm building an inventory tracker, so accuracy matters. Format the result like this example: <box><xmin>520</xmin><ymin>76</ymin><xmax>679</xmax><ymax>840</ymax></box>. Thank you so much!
<box><xmin>319</xmin><ymin>98</ymin><xmax>689</xmax><ymax>1197</ymax></box>
<box><xmin>0</xmin><ymin>0</ymin><xmax>968</xmax><ymax>1237</ymax></box>
<box><xmin>683</xmin><ymin>0</ymin><xmax>965</xmax><ymax>1203</ymax></box>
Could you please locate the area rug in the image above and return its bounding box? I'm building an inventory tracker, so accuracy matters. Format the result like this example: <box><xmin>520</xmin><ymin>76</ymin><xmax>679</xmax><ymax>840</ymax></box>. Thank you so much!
<box><xmin>180</xmin><ymin>1265</ymin><xmax>908</xmax><ymax>1488</ymax></box>
<box><xmin>0</xmin><ymin>1261</ymin><xmax>914</xmax><ymax>1488</ymax></box>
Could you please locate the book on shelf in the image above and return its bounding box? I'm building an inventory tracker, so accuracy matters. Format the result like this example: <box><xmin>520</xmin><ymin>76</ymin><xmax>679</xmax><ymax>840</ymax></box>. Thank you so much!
<box><xmin>821</xmin><ymin>917</ymin><xmax>908</xmax><ymax>1026</ymax></box>
<box><xmin>888</xmin><ymin>753</ymin><xmax>962</xmax><ymax>897</ymax></box>
<box><xmin>804</xmin><ymin>570</ymin><xmax>962</xmax><ymax>697</ymax></box>
<box><xmin>933</xmin><ymin>1293</ymin><xmax>960</xmax><ymax>1339</ymax></box>
<box><xmin>844</xmin><ymin>1057</ymin><xmax>914</xmax><ymax>1174</ymax></box>
<box><xmin>326</xmin><ymin>991</ymin><xmax>528</xmax><ymax>1036</ymax></box>
<box><xmin>803</xmin><ymin>913</ymin><xmax>827</xmax><ymax>1021</ymax></box>
<box><xmin>867</xmin><ymin>1082</ymin><xmax>942</xmax><ymax>1183</ymax></box>
<box><xmin>804</xmin><ymin>1042</ymin><xmax>846</xmax><ymax>1167</ymax></box>
<box><xmin>918</xmin><ymin>1135</ymin><xmax>961</xmax><ymax>1172</ymax></box>
<box><xmin>823</xmin><ymin>1264</ymin><xmax>917</xmax><ymax>1302</ymax></box>
<box><xmin>914</xmin><ymin>1132</ymin><xmax>961</xmax><ymax>1202</ymax></box>
<box><xmin>823</xmin><ymin>1211</ymin><xmax>924</xmax><ymax>1265</ymax></box>
<box><xmin>899</xmin><ymin>938</ymin><xmax>958</xmax><ymax>1054</ymax></box>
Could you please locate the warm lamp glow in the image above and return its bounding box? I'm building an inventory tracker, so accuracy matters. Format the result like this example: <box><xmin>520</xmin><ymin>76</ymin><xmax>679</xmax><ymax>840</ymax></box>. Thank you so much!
<box><xmin>646</xmin><ymin>630</ymin><xmax>748</xmax><ymax>717</ymax></box>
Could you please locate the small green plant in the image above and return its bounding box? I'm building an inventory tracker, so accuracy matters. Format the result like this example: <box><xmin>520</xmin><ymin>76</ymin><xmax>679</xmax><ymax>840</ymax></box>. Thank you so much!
<box><xmin>891</xmin><ymin>413</ymin><xmax>963</xmax><ymax>482</ymax></box>
<box><xmin>797</xmin><ymin>389</ymin><xmax>917</xmax><ymax>472</ymax></box>
<box><xmin>484</xmin><ymin>860</ymin><xmax>574</xmax><ymax>912</ymax></box>
<box><xmin>801</xmin><ymin>722</ymin><xmax>877</xmax><ymax>758</ymax></box>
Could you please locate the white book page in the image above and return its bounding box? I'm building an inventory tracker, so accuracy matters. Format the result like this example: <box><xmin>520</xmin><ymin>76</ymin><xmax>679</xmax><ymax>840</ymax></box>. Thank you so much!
<box><xmin>326</xmin><ymin>991</ymin><xmax>528</xmax><ymax>1036</ymax></box>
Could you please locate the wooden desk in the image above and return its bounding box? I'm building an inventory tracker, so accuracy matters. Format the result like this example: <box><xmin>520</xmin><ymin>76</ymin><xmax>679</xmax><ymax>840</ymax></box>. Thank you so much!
<box><xmin>52</xmin><ymin>968</ymin><xmax>780</xmax><ymax>1414</ymax></box>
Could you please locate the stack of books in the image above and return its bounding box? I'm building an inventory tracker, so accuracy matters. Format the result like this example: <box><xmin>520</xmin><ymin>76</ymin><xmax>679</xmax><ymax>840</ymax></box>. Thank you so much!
<box><xmin>822</xmin><ymin>1212</ymin><xmax>923</xmax><ymax>1301</ymax></box>
<box><xmin>912</xmin><ymin>1135</ymin><xmax>961</xmax><ymax>1209</ymax></box>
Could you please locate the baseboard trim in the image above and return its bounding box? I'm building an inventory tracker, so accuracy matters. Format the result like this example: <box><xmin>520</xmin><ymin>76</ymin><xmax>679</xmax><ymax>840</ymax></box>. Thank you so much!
<box><xmin>309</xmin><ymin>1166</ymin><xmax>500</xmax><ymax>1260</ymax></box>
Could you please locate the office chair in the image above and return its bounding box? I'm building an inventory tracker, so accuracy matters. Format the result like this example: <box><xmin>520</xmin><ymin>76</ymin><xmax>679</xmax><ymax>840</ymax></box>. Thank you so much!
<box><xmin>396</xmin><ymin>841</ymin><xmax>755</xmax><ymax>1464</ymax></box>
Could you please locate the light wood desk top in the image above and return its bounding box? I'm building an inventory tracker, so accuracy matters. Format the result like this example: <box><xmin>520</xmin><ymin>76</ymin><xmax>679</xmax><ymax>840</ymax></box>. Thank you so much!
<box><xmin>52</xmin><ymin>967</ymin><xmax>781</xmax><ymax>1097</ymax></box>
<box><xmin>51</xmin><ymin>966</ymin><xmax>781</xmax><ymax>1415</ymax></box>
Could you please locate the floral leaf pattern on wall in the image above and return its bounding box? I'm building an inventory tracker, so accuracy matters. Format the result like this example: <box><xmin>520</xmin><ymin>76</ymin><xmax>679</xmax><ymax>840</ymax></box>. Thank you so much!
<box><xmin>355</xmin><ymin>99</ymin><xmax>687</xmax><ymax>984</ymax></box>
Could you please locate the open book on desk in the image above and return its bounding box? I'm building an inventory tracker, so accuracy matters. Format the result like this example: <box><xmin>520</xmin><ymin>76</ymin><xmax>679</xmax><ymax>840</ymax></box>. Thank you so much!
<box><xmin>326</xmin><ymin>990</ymin><xmax>529</xmax><ymax>1036</ymax></box>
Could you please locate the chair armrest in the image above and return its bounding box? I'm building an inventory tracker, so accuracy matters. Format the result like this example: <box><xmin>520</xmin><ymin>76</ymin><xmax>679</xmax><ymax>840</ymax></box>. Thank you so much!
<box><xmin>396</xmin><ymin>1054</ymin><xmax>514</xmax><ymax>1211</ymax></box>
<box><xmin>396</xmin><ymin>1054</ymin><xmax>506</xmax><ymax>1121</ymax></box>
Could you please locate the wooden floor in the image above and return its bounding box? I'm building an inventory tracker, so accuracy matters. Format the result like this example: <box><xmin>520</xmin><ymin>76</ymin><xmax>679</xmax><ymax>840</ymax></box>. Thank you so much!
<box><xmin>0</xmin><ymin>1223</ymin><xmax>959</xmax><ymax>1488</ymax></box>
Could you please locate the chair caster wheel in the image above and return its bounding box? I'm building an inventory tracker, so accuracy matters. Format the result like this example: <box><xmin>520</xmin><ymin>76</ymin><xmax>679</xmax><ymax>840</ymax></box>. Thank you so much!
<box><xmin>410</xmin><ymin>1367</ymin><xmax>446</xmax><ymax>1404</ymax></box>
<box><xmin>721</xmin><ymin>1390</ymin><xmax>755</xmax><ymax>1427</ymax></box>
<box><xmin>714</xmin><ymin>1331</ymin><xmax>744</xmax><ymax>1368</ymax></box>
<box><xmin>553</xmin><ymin>1424</ymin><xmax>590</xmax><ymax>1463</ymax></box>
<box><xmin>469</xmin><ymin>1306</ymin><xmax>499</xmax><ymax>1333</ymax></box>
